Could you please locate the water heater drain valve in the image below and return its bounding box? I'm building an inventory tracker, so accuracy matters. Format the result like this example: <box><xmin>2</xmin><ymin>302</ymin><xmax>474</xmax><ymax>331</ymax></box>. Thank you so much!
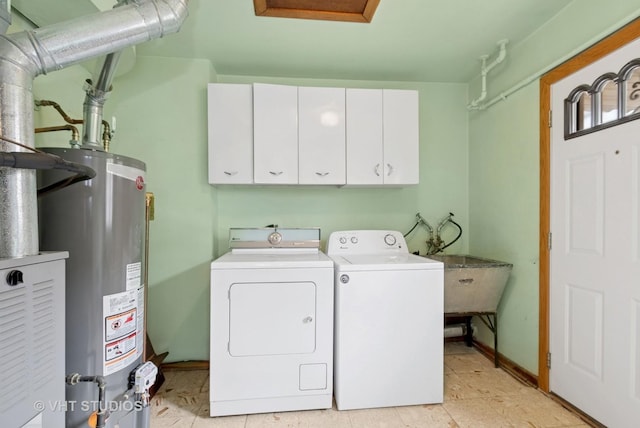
<box><xmin>130</xmin><ymin>361</ymin><xmax>158</xmax><ymax>394</ymax></box>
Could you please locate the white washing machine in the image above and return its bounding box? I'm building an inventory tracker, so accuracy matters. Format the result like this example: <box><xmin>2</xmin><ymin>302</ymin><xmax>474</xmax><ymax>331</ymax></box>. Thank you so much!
<box><xmin>210</xmin><ymin>228</ymin><xmax>334</xmax><ymax>416</ymax></box>
<box><xmin>327</xmin><ymin>230</ymin><xmax>444</xmax><ymax>410</ymax></box>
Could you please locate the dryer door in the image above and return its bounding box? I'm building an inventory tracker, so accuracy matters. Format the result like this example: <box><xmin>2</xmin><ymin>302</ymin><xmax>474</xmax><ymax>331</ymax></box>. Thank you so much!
<box><xmin>229</xmin><ymin>281</ymin><xmax>316</xmax><ymax>356</ymax></box>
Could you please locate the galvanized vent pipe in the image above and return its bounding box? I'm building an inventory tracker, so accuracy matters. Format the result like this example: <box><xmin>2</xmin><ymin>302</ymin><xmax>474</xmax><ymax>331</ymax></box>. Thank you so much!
<box><xmin>0</xmin><ymin>0</ymin><xmax>189</xmax><ymax>258</ymax></box>
<box><xmin>83</xmin><ymin>50</ymin><xmax>122</xmax><ymax>149</ymax></box>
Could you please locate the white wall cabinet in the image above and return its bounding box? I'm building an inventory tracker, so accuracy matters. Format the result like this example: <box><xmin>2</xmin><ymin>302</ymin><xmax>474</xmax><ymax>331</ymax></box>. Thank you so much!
<box><xmin>383</xmin><ymin>89</ymin><xmax>419</xmax><ymax>185</ymax></box>
<box><xmin>298</xmin><ymin>86</ymin><xmax>346</xmax><ymax>185</ymax></box>
<box><xmin>207</xmin><ymin>83</ymin><xmax>253</xmax><ymax>184</ymax></box>
<box><xmin>207</xmin><ymin>83</ymin><xmax>419</xmax><ymax>187</ymax></box>
<box><xmin>346</xmin><ymin>88</ymin><xmax>384</xmax><ymax>185</ymax></box>
<box><xmin>346</xmin><ymin>88</ymin><xmax>419</xmax><ymax>186</ymax></box>
<box><xmin>253</xmin><ymin>83</ymin><xmax>299</xmax><ymax>184</ymax></box>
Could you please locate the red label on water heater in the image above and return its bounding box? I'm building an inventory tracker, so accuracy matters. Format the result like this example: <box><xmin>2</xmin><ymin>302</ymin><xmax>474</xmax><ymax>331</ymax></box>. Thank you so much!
<box><xmin>135</xmin><ymin>176</ymin><xmax>144</xmax><ymax>190</ymax></box>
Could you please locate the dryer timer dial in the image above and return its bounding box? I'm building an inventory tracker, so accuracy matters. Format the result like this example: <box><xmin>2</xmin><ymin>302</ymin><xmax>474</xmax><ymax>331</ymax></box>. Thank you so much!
<box><xmin>384</xmin><ymin>234</ymin><xmax>397</xmax><ymax>246</ymax></box>
<box><xmin>268</xmin><ymin>232</ymin><xmax>282</xmax><ymax>245</ymax></box>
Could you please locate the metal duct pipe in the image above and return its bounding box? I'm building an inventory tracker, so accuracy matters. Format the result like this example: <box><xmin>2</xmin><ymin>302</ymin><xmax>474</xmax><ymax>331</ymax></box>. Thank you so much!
<box><xmin>84</xmin><ymin>0</ymin><xmax>129</xmax><ymax>149</ymax></box>
<box><xmin>0</xmin><ymin>0</ymin><xmax>189</xmax><ymax>258</ymax></box>
<box><xmin>83</xmin><ymin>51</ymin><xmax>122</xmax><ymax>149</ymax></box>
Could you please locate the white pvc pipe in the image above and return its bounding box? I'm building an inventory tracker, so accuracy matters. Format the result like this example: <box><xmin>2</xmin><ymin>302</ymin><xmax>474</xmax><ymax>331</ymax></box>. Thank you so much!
<box><xmin>468</xmin><ymin>40</ymin><xmax>509</xmax><ymax>110</ymax></box>
<box><xmin>474</xmin><ymin>9</ymin><xmax>640</xmax><ymax>111</ymax></box>
<box><xmin>444</xmin><ymin>325</ymin><xmax>465</xmax><ymax>338</ymax></box>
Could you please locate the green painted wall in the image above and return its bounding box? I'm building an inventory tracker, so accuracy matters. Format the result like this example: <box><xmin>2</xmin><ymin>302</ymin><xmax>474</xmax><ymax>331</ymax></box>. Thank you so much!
<box><xmin>467</xmin><ymin>2</ymin><xmax>640</xmax><ymax>374</ymax></box>
<box><xmin>468</xmin><ymin>83</ymin><xmax>540</xmax><ymax>372</ymax></box>
<box><xmin>27</xmin><ymin>0</ymin><xmax>640</xmax><ymax>373</ymax></box>
<box><xmin>214</xmin><ymin>75</ymin><xmax>469</xmax><ymax>257</ymax></box>
<box><xmin>32</xmin><ymin>60</ymin><xmax>469</xmax><ymax>362</ymax></box>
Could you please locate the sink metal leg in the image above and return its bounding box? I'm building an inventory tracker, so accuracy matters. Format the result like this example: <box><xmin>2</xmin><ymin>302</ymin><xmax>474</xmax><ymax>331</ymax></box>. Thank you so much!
<box><xmin>449</xmin><ymin>312</ymin><xmax>500</xmax><ymax>368</ymax></box>
<box><xmin>464</xmin><ymin>316</ymin><xmax>473</xmax><ymax>347</ymax></box>
<box><xmin>494</xmin><ymin>312</ymin><xmax>499</xmax><ymax>368</ymax></box>
<box><xmin>477</xmin><ymin>313</ymin><xmax>499</xmax><ymax>368</ymax></box>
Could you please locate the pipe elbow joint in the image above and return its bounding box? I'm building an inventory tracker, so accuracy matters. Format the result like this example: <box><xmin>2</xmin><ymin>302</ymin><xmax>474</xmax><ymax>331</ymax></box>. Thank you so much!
<box><xmin>138</xmin><ymin>0</ymin><xmax>190</xmax><ymax>39</ymax></box>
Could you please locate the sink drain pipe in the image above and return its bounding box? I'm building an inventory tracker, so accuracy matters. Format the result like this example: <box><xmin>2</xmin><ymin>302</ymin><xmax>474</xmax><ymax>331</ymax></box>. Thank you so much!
<box><xmin>444</xmin><ymin>323</ymin><xmax>475</xmax><ymax>339</ymax></box>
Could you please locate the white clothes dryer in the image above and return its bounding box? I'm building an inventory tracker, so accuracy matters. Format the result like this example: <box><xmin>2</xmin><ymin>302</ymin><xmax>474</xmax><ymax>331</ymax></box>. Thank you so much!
<box><xmin>210</xmin><ymin>228</ymin><xmax>334</xmax><ymax>416</ymax></box>
<box><xmin>327</xmin><ymin>230</ymin><xmax>444</xmax><ymax>410</ymax></box>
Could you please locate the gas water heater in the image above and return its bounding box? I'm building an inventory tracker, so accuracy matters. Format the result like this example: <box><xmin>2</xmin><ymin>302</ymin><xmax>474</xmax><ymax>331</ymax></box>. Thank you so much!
<box><xmin>38</xmin><ymin>148</ymin><xmax>155</xmax><ymax>428</ymax></box>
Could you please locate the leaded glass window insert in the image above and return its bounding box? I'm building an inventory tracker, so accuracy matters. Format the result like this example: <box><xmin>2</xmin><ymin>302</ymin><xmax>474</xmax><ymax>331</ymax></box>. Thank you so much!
<box><xmin>564</xmin><ymin>58</ymin><xmax>640</xmax><ymax>139</ymax></box>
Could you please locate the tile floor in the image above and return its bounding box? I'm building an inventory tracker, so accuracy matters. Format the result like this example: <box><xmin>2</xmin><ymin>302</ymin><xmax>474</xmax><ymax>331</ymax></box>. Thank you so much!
<box><xmin>150</xmin><ymin>343</ymin><xmax>592</xmax><ymax>428</ymax></box>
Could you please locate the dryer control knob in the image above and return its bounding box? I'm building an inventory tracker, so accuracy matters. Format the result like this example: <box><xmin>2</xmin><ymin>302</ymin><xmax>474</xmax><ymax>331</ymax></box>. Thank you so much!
<box><xmin>339</xmin><ymin>237</ymin><xmax>347</xmax><ymax>244</ymax></box>
<box><xmin>268</xmin><ymin>232</ymin><xmax>282</xmax><ymax>245</ymax></box>
<box><xmin>340</xmin><ymin>274</ymin><xmax>349</xmax><ymax>284</ymax></box>
<box><xmin>384</xmin><ymin>234</ymin><xmax>397</xmax><ymax>246</ymax></box>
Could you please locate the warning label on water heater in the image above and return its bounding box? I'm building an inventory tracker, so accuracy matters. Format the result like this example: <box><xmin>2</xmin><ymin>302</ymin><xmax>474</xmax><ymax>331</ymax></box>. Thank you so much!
<box><xmin>103</xmin><ymin>289</ymin><xmax>139</xmax><ymax>376</ymax></box>
<box><xmin>126</xmin><ymin>262</ymin><xmax>142</xmax><ymax>291</ymax></box>
<box><xmin>105</xmin><ymin>308</ymin><xmax>137</xmax><ymax>342</ymax></box>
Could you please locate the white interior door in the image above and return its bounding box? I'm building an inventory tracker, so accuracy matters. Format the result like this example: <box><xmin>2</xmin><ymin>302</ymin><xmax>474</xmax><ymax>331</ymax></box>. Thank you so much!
<box><xmin>550</xmin><ymin>38</ymin><xmax>640</xmax><ymax>427</ymax></box>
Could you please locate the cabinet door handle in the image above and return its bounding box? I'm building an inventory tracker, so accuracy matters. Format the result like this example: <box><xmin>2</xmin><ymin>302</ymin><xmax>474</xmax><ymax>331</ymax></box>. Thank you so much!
<box><xmin>315</xmin><ymin>172</ymin><xmax>329</xmax><ymax>177</ymax></box>
<box><xmin>269</xmin><ymin>171</ymin><xmax>283</xmax><ymax>176</ymax></box>
<box><xmin>223</xmin><ymin>171</ymin><xmax>238</xmax><ymax>176</ymax></box>
<box><xmin>386</xmin><ymin>163</ymin><xmax>394</xmax><ymax>176</ymax></box>
<box><xmin>374</xmin><ymin>163</ymin><xmax>381</xmax><ymax>176</ymax></box>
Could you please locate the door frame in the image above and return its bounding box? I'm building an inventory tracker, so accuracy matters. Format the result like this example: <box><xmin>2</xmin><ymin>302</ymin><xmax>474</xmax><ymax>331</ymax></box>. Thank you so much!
<box><xmin>538</xmin><ymin>17</ymin><xmax>640</xmax><ymax>392</ymax></box>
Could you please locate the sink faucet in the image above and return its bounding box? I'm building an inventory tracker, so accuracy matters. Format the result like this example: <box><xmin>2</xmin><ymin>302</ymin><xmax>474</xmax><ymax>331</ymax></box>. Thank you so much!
<box><xmin>408</xmin><ymin>212</ymin><xmax>462</xmax><ymax>256</ymax></box>
<box><xmin>416</xmin><ymin>212</ymin><xmax>434</xmax><ymax>240</ymax></box>
<box><xmin>427</xmin><ymin>212</ymin><xmax>461</xmax><ymax>255</ymax></box>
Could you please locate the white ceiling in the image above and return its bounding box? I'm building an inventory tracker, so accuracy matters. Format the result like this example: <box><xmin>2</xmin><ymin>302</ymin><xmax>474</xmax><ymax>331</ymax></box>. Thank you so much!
<box><xmin>12</xmin><ymin>0</ymin><xmax>574</xmax><ymax>82</ymax></box>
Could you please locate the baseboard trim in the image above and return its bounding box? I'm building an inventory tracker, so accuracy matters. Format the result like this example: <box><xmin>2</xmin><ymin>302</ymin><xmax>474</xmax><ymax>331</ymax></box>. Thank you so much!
<box><xmin>548</xmin><ymin>392</ymin><xmax>606</xmax><ymax>427</ymax></box>
<box><xmin>472</xmin><ymin>341</ymin><xmax>603</xmax><ymax>427</ymax></box>
<box><xmin>161</xmin><ymin>360</ymin><xmax>209</xmax><ymax>371</ymax></box>
<box><xmin>472</xmin><ymin>340</ymin><xmax>538</xmax><ymax>387</ymax></box>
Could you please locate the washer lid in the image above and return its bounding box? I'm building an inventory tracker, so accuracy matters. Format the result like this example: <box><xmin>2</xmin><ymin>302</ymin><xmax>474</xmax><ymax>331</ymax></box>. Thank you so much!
<box><xmin>331</xmin><ymin>253</ymin><xmax>443</xmax><ymax>271</ymax></box>
<box><xmin>211</xmin><ymin>249</ymin><xmax>334</xmax><ymax>269</ymax></box>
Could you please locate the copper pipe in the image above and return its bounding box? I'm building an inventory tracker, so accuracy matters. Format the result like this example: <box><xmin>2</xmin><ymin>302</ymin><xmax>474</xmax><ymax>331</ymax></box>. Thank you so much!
<box><xmin>35</xmin><ymin>124</ymin><xmax>80</xmax><ymax>143</ymax></box>
<box><xmin>35</xmin><ymin>99</ymin><xmax>112</xmax><ymax>151</ymax></box>
<box><xmin>143</xmin><ymin>192</ymin><xmax>154</xmax><ymax>361</ymax></box>
<box><xmin>35</xmin><ymin>99</ymin><xmax>83</xmax><ymax>124</ymax></box>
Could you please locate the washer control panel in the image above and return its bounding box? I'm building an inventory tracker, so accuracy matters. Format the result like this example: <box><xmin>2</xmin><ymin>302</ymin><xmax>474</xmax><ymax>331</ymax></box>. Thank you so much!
<box><xmin>327</xmin><ymin>230</ymin><xmax>408</xmax><ymax>255</ymax></box>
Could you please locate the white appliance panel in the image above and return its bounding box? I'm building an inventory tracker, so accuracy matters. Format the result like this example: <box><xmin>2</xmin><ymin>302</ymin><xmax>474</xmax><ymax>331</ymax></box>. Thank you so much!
<box><xmin>229</xmin><ymin>281</ymin><xmax>316</xmax><ymax>356</ymax></box>
<box><xmin>212</xmin><ymin>250</ymin><xmax>333</xmax><ymax>270</ymax></box>
<box><xmin>334</xmin><ymin>268</ymin><xmax>443</xmax><ymax>409</ymax></box>
<box><xmin>328</xmin><ymin>230</ymin><xmax>443</xmax><ymax>411</ymax></box>
<box><xmin>210</xmin><ymin>264</ymin><xmax>333</xmax><ymax>415</ymax></box>
<box><xmin>0</xmin><ymin>253</ymin><xmax>67</xmax><ymax>428</ymax></box>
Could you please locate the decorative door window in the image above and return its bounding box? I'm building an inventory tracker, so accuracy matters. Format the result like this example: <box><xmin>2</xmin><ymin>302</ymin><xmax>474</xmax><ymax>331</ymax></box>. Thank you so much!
<box><xmin>565</xmin><ymin>58</ymin><xmax>640</xmax><ymax>139</ymax></box>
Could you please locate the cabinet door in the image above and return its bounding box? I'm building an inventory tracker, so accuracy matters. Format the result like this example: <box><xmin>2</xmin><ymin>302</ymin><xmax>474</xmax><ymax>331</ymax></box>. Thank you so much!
<box><xmin>207</xmin><ymin>83</ymin><xmax>253</xmax><ymax>184</ymax></box>
<box><xmin>299</xmin><ymin>86</ymin><xmax>346</xmax><ymax>185</ymax></box>
<box><xmin>383</xmin><ymin>89</ymin><xmax>419</xmax><ymax>185</ymax></box>
<box><xmin>253</xmin><ymin>83</ymin><xmax>298</xmax><ymax>184</ymax></box>
<box><xmin>345</xmin><ymin>88</ymin><xmax>384</xmax><ymax>185</ymax></box>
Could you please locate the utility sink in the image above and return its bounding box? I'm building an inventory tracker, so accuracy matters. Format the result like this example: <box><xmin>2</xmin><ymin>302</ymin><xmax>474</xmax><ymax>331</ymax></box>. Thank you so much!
<box><xmin>425</xmin><ymin>254</ymin><xmax>512</xmax><ymax>314</ymax></box>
